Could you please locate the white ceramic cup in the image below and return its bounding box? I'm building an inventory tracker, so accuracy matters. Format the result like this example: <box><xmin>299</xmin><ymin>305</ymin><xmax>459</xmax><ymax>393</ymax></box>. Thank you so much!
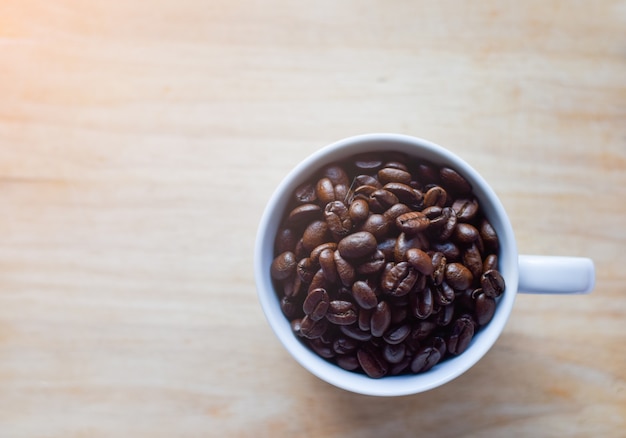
<box><xmin>254</xmin><ymin>133</ymin><xmax>595</xmax><ymax>397</ymax></box>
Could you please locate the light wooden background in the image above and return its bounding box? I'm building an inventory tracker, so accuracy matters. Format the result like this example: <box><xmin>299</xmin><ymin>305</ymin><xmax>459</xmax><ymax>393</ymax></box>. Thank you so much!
<box><xmin>1</xmin><ymin>1</ymin><xmax>625</xmax><ymax>437</ymax></box>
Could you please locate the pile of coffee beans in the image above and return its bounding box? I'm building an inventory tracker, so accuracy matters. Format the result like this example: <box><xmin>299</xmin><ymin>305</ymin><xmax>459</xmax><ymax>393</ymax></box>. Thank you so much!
<box><xmin>270</xmin><ymin>152</ymin><xmax>505</xmax><ymax>378</ymax></box>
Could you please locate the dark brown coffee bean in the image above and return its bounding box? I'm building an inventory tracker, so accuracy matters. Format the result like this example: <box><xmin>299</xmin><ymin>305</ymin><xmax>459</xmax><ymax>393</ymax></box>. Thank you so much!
<box><xmin>326</xmin><ymin>300</ymin><xmax>358</xmax><ymax>325</ymax></box>
<box><xmin>463</xmin><ymin>243</ymin><xmax>484</xmax><ymax>280</ymax></box>
<box><xmin>406</xmin><ymin>248</ymin><xmax>434</xmax><ymax>275</ymax></box>
<box><xmin>322</xmin><ymin>165</ymin><xmax>350</xmax><ymax>186</ymax></box>
<box><xmin>316</xmin><ymin>177</ymin><xmax>336</xmax><ymax>204</ymax></box>
<box><xmin>447</xmin><ymin>316</ymin><xmax>474</xmax><ymax>355</ymax></box>
<box><xmin>354</xmin><ymin>152</ymin><xmax>384</xmax><ymax>170</ymax></box>
<box><xmin>430</xmin><ymin>336</ymin><xmax>447</xmax><ymax>359</ymax></box>
<box><xmin>389</xmin><ymin>355</ymin><xmax>412</xmax><ymax>375</ymax></box>
<box><xmin>432</xmin><ymin>241</ymin><xmax>460</xmax><ymax>261</ymax></box>
<box><xmin>286</xmin><ymin>203</ymin><xmax>322</xmax><ymax>228</ymax></box>
<box><xmin>275</xmin><ymin>228</ymin><xmax>298</xmax><ymax>254</ymax></box>
<box><xmin>394</xmin><ymin>232</ymin><xmax>429</xmax><ymax>262</ymax></box>
<box><xmin>338</xmin><ymin>231</ymin><xmax>378</xmax><ymax>259</ymax></box>
<box><xmin>324</xmin><ymin>201</ymin><xmax>352</xmax><ymax>238</ymax></box>
<box><xmin>294</xmin><ymin>182</ymin><xmax>317</xmax><ymax>204</ymax></box>
<box><xmin>369</xmin><ymin>189</ymin><xmax>399</xmax><ymax>213</ymax></box>
<box><xmin>411</xmin><ymin>346</ymin><xmax>442</xmax><ymax>373</ymax></box>
<box><xmin>475</xmin><ymin>292</ymin><xmax>496</xmax><ymax>326</ymax></box>
<box><xmin>383</xmin><ymin>323</ymin><xmax>411</xmax><ymax>345</ymax></box>
<box><xmin>483</xmin><ymin>254</ymin><xmax>498</xmax><ymax>273</ymax></box>
<box><xmin>356</xmin><ymin>249</ymin><xmax>386</xmax><ymax>276</ymax></box>
<box><xmin>280</xmin><ymin>295</ymin><xmax>298</xmax><ymax>318</ymax></box>
<box><xmin>440</xmin><ymin>167</ymin><xmax>472</xmax><ymax>195</ymax></box>
<box><xmin>303</xmin><ymin>288</ymin><xmax>330</xmax><ymax>321</ymax></box>
<box><xmin>333</xmin><ymin>337</ymin><xmax>359</xmax><ymax>355</ymax></box>
<box><xmin>354</xmin><ymin>184</ymin><xmax>378</xmax><ymax>198</ymax></box>
<box><xmin>334</xmin><ymin>251</ymin><xmax>356</xmax><ymax>287</ymax></box>
<box><xmin>352</xmin><ymin>280</ymin><xmax>378</xmax><ymax>310</ymax></box>
<box><xmin>336</xmin><ymin>354</ymin><xmax>360</xmax><ymax>371</ymax></box>
<box><xmin>371</xmin><ymin>301</ymin><xmax>392</xmax><ymax>337</ymax></box>
<box><xmin>383</xmin><ymin>160</ymin><xmax>409</xmax><ymax>171</ymax></box>
<box><xmin>359</xmin><ymin>214</ymin><xmax>391</xmax><ymax>241</ymax></box>
<box><xmin>410</xmin><ymin>320</ymin><xmax>437</xmax><ymax>343</ymax></box>
<box><xmin>308</xmin><ymin>242</ymin><xmax>336</xmax><ymax>263</ymax></box>
<box><xmin>430</xmin><ymin>252</ymin><xmax>447</xmax><ymax>285</ymax></box>
<box><xmin>383</xmin><ymin>203</ymin><xmax>412</xmax><ymax>224</ymax></box>
<box><xmin>381</xmin><ymin>262</ymin><xmax>419</xmax><ymax>297</ymax></box>
<box><xmin>308</xmin><ymin>338</ymin><xmax>335</xmax><ymax>359</ymax></box>
<box><xmin>411</xmin><ymin>286</ymin><xmax>434</xmax><ymax>319</ymax></box>
<box><xmin>300</xmin><ymin>315</ymin><xmax>328</xmax><ymax>339</ymax></box>
<box><xmin>270</xmin><ymin>251</ymin><xmax>297</xmax><ymax>281</ymax></box>
<box><xmin>282</xmin><ymin>274</ymin><xmax>303</xmax><ymax>298</ymax></box>
<box><xmin>481</xmin><ymin>269</ymin><xmax>505</xmax><ymax>298</ymax></box>
<box><xmin>480</xmin><ymin>219</ymin><xmax>499</xmax><ymax>254</ymax></box>
<box><xmin>318</xmin><ymin>249</ymin><xmax>339</xmax><ymax>283</ymax></box>
<box><xmin>383</xmin><ymin>343</ymin><xmax>407</xmax><ymax>364</ymax></box>
<box><xmin>296</xmin><ymin>257</ymin><xmax>317</xmax><ymax>283</ymax></box>
<box><xmin>348</xmin><ymin>198</ymin><xmax>370</xmax><ymax>224</ymax></box>
<box><xmin>340</xmin><ymin>324</ymin><xmax>372</xmax><ymax>341</ymax></box>
<box><xmin>454</xmin><ymin>223</ymin><xmax>479</xmax><ymax>245</ymax></box>
<box><xmin>358</xmin><ymin>308</ymin><xmax>372</xmax><ymax>332</ymax></box>
<box><xmin>396</xmin><ymin>211</ymin><xmax>430</xmax><ymax>235</ymax></box>
<box><xmin>307</xmin><ymin>269</ymin><xmax>328</xmax><ymax>294</ymax></box>
<box><xmin>424</xmin><ymin>186</ymin><xmax>447</xmax><ymax>208</ymax></box>
<box><xmin>436</xmin><ymin>303</ymin><xmax>455</xmax><ymax>326</ymax></box>
<box><xmin>433</xmin><ymin>281</ymin><xmax>455</xmax><ymax>306</ymax></box>
<box><xmin>445</xmin><ymin>263</ymin><xmax>474</xmax><ymax>291</ymax></box>
<box><xmin>357</xmin><ymin>347</ymin><xmax>388</xmax><ymax>378</ymax></box>
<box><xmin>452</xmin><ymin>198</ymin><xmax>479</xmax><ymax>222</ymax></box>
<box><xmin>378</xmin><ymin>167</ymin><xmax>412</xmax><ymax>185</ymax></box>
<box><xmin>415</xmin><ymin>162</ymin><xmax>439</xmax><ymax>185</ymax></box>
<box><xmin>383</xmin><ymin>182</ymin><xmax>423</xmax><ymax>206</ymax></box>
<box><xmin>302</xmin><ymin>220</ymin><xmax>331</xmax><ymax>252</ymax></box>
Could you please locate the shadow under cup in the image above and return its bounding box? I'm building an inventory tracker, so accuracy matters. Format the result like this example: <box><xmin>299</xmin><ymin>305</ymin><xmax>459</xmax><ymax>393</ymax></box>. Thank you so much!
<box><xmin>255</xmin><ymin>134</ymin><xmax>519</xmax><ymax>397</ymax></box>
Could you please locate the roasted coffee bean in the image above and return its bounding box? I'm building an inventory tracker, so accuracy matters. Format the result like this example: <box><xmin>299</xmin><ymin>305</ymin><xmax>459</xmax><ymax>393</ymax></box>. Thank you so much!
<box><xmin>383</xmin><ymin>343</ymin><xmax>407</xmax><ymax>364</ymax></box>
<box><xmin>396</xmin><ymin>211</ymin><xmax>430</xmax><ymax>235</ymax></box>
<box><xmin>326</xmin><ymin>300</ymin><xmax>358</xmax><ymax>325</ymax></box>
<box><xmin>270</xmin><ymin>251</ymin><xmax>297</xmax><ymax>281</ymax></box>
<box><xmin>445</xmin><ymin>263</ymin><xmax>474</xmax><ymax>291</ymax></box>
<box><xmin>338</xmin><ymin>231</ymin><xmax>378</xmax><ymax>259</ymax></box>
<box><xmin>383</xmin><ymin>203</ymin><xmax>412</xmax><ymax>224</ymax></box>
<box><xmin>440</xmin><ymin>167</ymin><xmax>472</xmax><ymax>195</ymax></box>
<box><xmin>336</xmin><ymin>354</ymin><xmax>360</xmax><ymax>371</ymax></box>
<box><xmin>294</xmin><ymin>182</ymin><xmax>318</xmax><ymax>204</ymax></box>
<box><xmin>436</xmin><ymin>303</ymin><xmax>455</xmax><ymax>326</ymax></box>
<box><xmin>410</xmin><ymin>320</ymin><xmax>437</xmax><ymax>343</ymax></box>
<box><xmin>359</xmin><ymin>214</ymin><xmax>391</xmax><ymax>241</ymax></box>
<box><xmin>381</xmin><ymin>262</ymin><xmax>419</xmax><ymax>297</ymax></box>
<box><xmin>454</xmin><ymin>223</ymin><xmax>479</xmax><ymax>245</ymax></box>
<box><xmin>481</xmin><ymin>269</ymin><xmax>505</xmax><ymax>298</ymax></box>
<box><xmin>483</xmin><ymin>254</ymin><xmax>498</xmax><ymax>273</ymax></box>
<box><xmin>369</xmin><ymin>189</ymin><xmax>399</xmax><ymax>213</ymax></box>
<box><xmin>436</xmin><ymin>207</ymin><xmax>458</xmax><ymax>241</ymax></box>
<box><xmin>356</xmin><ymin>249</ymin><xmax>386</xmax><ymax>276</ymax></box>
<box><xmin>411</xmin><ymin>286</ymin><xmax>434</xmax><ymax>319</ymax></box>
<box><xmin>357</xmin><ymin>347</ymin><xmax>388</xmax><ymax>378</ymax></box>
<box><xmin>286</xmin><ymin>203</ymin><xmax>322</xmax><ymax>228</ymax></box>
<box><xmin>383</xmin><ymin>159</ymin><xmax>409</xmax><ymax>171</ymax></box>
<box><xmin>354</xmin><ymin>174</ymin><xmax>383</xmax><ymax>188</ymax></box>
<box><xmin>309</xmin><ymin>242</ymin><xmax>337</xmax><ymax>263</ymax></box>
<box><xmin>297</xmin><ymin>257</ymin><xmax>317</xmax><ymax>283</ymax></box>
<box><xmin>358</xmin><ymin>308</ymin><xmax>373</xmax><ymax>332</ymax></box>
<box><xmin>299</xmin><ymin>315</ymin><xmax>328</xmax><ymax>339</ymax></box>
<box><xmin>378</xmin><ymin>167</ymin><xmax>412</xmax><ymax>185</ymax></box>
<box><xmin>475</xmin><ymin>292</ymin><xmax>496</xmax><ymax>326</ymax></box>
<box><xmin>384</xmin><ymin>182</ymin><xmax>423</xmax><ymax>206</ymax></box>
<box><xmin>430</xmin><ymin>252</ymin><xmax>447</xmax><ymax>285</ymax></box>
<box><xmin>354</xmin><ymin>153</ymin><xmax>384</xmax><ymax>171</ymax></box>
<box><xmin>308</xmin><ymin>269</ymin><xmax>328</xmax><ymax>294</ymax></box>
<box><xmin>394</xmin><ymin>232</ymin><xmax>429</xmax><ymax>262</ymax></box>
<box><xmin>452</xmin><ymin>198</ymin><xmax>479</xmax><ymax>222</ymax></box>
<box><xmin>354</xmin><ymin>184</ymin><xmax>378</xmax><ymax>198</ymax></box>
<box><xmin>275</xmin><ymin>228</ymin><xmax>298</xmax><ymax>254</ymax></box>
<box><xmin>303</xmin><ymin>288</ymin><xmax>330</xmax><ymax>321</ymax></box>
<box><xmin>324</xmin><ymin>201</ymin><xmax>352</xmax><ymax>237</ymax></box>
<box><xmin>463</xmin><ymin>243</ymin><xmax>484</xmax><ymax>280</ymax></box>
<box><xmin>424</xmin><ymin>186</ymin><xmax>447</xmax><ymax>208</ymax></box>
<box><xmin>280</xmin><ymin>295</ymin><xmax>298</xmax><ymax>318</ymax></box>
<box><xmin>411</xmin><ymin>346</ymin><xmax>442</xmax><ymax>373</ymax></box>
<box><xmin>348</xmin><ymin>198</ymin><xmax>370</xmax><ymax>223</ymax></box>
<box><xmin>308</xmin><ymin>338</ymin><xmax>335</xmax><ymax>359</ymax></box>
<box><xmin>334</xmin><ymin>251</ymin><xmax>356</xmax><ymax>287</ymax></box>
<box><xmin>480</xmin><ymin>219</ymin><xmax>499</xmax><ymax>254</ymax></box>
<box><xmin>282</xmin><ymin>274</ymin><xmax>303</xmax><ymax>298</ymax></box>
<box><xmin>316</xmin><ymin>177</ymin><xmax>336</xmax><ymax>204</ymax></box>
<box><xmin>352</xmin><ymin>280</ymin><xmax>378</xmax><ymax>310</ymax></box>
<box><xmin>340</xmin><ymin>324</ymin><xmax>372</xmax><ymax>342</ymax></box>
<box><xmin>430</xmin><ymin>336</ymin><xmax>448</xmax><ymax>359</ymax></box>
<box><xmin>389</xmin><ymin>355</ymin><xmax>412</xmax><ymax>375</ymax></box>
<box><xmin>322</xmin><ymin>165</ymin><xmax>350</xmax><ymax>186</ymax></box>
<box><xmin>406</xmin><ymin>248</ymin><xmax>434</xmax><ymax>275</ymax></box>
<box><xmin>433</xmin><ymin>281</ymin><xmax>455</xmax><ymax>306</ymax></box>
<box><xmin>319</xmin><ymin>249</ymin><xmax>339</xmax><ymax>283</ymax></box>
<box><xmin>302</xmin><ymin>220</ymin><xmax>331</xmax><ymax>252</ymax></box>
<box><xmin>447</xmin><ymin>316</ymin><xmax>474</xmax><ymax>355</ymax></box>
<box><xmin>333</xmin><ymin>337</ymin><xmax>359</xmax><ymax>355</ymax></box>
<box><xmin>383</xmin><ymin>323</ymin><xmax>411</xmax><ymax>345</ymax></box>
<box><xmin>416</xmin><ymin>162</ymin><xmax>439</xmax><ymax>185</ymax></box>
<box><xmin>371</xmin><ymin>301</ymin><xmax>392</xmax><ymax>337</ymax></box>
<box><xmin>432</xmin><ymin>241</ymin><xmax>460</xmax><ymax>261</ymax></box>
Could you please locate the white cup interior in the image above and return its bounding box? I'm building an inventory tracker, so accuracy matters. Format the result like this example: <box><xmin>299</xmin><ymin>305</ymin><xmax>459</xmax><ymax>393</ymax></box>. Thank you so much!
<box><xmin>255</xmin><ymin>133</ymin><xmax>519</xmax><ymax>396</ymax></box>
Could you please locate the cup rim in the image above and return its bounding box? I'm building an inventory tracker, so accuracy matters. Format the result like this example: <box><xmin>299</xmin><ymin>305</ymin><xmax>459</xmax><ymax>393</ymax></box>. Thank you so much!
<box><xmin>255</xmin><ymin>133</ymin><xmax>519</xmax><ymax>396</ymax></box>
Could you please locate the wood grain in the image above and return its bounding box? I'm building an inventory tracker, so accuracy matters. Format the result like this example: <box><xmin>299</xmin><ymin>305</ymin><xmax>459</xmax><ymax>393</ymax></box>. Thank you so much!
<box><xmin>1</xmin><ymin>1</ymin><xmax>625</xmax><ymax>436</ymax></box>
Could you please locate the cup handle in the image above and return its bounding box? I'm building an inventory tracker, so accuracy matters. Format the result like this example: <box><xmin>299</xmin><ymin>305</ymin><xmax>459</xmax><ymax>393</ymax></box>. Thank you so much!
<box><xmin>518</xmin><ymin>255</ymin><xmax>595</xmax><ymax>294</ymax></box>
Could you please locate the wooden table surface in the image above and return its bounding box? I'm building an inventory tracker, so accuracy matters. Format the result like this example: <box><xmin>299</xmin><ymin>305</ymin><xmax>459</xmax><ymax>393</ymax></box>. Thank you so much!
<box><xmin>1</xmin><ymin>1</ymin><xmax>625</xmax><ymax>436</ymax></box>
